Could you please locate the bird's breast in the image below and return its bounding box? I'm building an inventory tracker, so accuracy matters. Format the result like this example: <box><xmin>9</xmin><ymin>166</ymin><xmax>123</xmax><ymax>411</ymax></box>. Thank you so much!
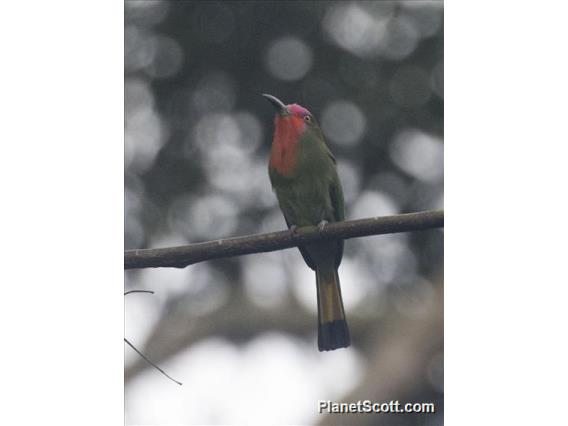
<box><xmin>269</xmin><ymin>117</ymin><xmax>305</xmax><ymax>176</ymax></box>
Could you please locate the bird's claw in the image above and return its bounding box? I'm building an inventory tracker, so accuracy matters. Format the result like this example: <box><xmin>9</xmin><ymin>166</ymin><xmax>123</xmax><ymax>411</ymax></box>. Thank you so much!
<box><xmin>317</xmin><ymin>220</ymin><xmax>328</xmax><ymax>232</ymax></box>
<box><xmin>289</xmin><ymin>225</ymin><xmax>299</xmax><ymax>236</ymax></box>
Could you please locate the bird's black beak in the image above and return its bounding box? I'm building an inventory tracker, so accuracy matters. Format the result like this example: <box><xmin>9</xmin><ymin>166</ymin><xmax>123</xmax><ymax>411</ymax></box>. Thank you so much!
<box><xmin>262</xmin><ymin>93</ymin><xmax>290</xmax><ymax>116</ymax></box>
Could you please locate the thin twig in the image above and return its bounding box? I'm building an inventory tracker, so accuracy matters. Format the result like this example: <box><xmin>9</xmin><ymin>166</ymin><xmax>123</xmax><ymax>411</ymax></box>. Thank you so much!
<box><xmin>124</xmin><ymin>290</ymin><xmax>182</xmax><ymax>385</ymax></box>
<box><xmin>124</xmin><ymin>338</ymin><xmax>182</xmax><ymax>386</ymax></box>
<box><xmin>124</xmin><ymin>290</ymin><xmax>155</xmax><ymax>296</ymax></box>
<box><xmin>125</xmin><ymin>209</ymin><xmax>443</xmax><ymax>270</ymax></box>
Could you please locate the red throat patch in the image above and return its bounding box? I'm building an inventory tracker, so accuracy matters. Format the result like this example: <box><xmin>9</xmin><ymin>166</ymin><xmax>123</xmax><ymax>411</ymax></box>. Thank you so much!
<box><xmin>269</xmin><ymin>115</ymin><xmax>305</xmax><ymax>176</ymax></box>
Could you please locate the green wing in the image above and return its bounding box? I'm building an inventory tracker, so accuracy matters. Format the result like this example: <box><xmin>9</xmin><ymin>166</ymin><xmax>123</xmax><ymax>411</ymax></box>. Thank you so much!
<box><xmin>283</xmin><ymin>215</ymin><xmax>316</xmax><ymax>271</ymax></box>
<box><xmin>329</xmin><ymin>170</ymin><xmax>345</xmax><ymax>268</ymax></box>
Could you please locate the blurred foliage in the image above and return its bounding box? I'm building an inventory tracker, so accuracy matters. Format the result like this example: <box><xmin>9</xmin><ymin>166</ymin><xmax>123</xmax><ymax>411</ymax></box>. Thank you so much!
<box><xmin>125</xmin><ymin>1</ymin><xmax>443</xmax><ymax>424</ymax></box>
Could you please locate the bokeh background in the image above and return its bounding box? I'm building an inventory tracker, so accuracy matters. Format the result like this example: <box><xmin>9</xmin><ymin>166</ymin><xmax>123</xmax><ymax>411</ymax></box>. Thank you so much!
<box><xmin>125</xmin><ymin>1</ymin><xmax>443</xmax><ymax>424</ymax></box>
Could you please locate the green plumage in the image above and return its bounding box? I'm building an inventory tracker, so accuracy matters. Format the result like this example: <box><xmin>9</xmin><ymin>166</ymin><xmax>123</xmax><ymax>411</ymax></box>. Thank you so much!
<box><xmin>269</xmin><ymin>119</ymin><xmax>350</xmax><ymax>351</ymax></box>
<box><xmin>269</xmin><ymin>129</ymin><xmax>344</xmax><ymax>268</ymax></box>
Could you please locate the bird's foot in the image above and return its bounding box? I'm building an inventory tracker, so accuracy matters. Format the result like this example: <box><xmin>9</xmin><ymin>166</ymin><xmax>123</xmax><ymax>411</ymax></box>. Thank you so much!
<box><xmin>317</xmin><ymin>220</ymin><xmax>328</xmax><ymax>232</ymax></box>
<box><xmin>289</xmin><ymin>225</ymin><xmax>299</xmax><ymax>236</ymax></box>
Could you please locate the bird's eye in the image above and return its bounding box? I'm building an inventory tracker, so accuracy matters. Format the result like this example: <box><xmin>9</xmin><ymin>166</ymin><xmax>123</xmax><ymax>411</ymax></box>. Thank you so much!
<box><xmin>304</xmin><ymin>115</ymin><xmax>312</xmax><ymax>123</ymax></box>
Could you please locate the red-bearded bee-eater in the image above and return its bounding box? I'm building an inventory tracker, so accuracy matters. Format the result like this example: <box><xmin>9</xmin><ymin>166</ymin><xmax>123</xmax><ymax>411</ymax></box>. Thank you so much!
<box><xmin>262</xmin><ymin>93</ymin><xmax>350</xmax><ymax>351</ymax></box>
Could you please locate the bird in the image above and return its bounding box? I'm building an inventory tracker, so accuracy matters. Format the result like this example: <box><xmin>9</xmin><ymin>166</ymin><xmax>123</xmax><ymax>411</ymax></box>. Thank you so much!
<box><xmin>262</xmin><ymin>93</ymin><xmax>350</xmax><ymax>351</ymax></box>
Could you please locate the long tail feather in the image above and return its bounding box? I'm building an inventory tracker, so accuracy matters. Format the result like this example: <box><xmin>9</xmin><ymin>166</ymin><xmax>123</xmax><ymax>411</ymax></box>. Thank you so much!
<box><xmin>316</xmin><ymin>267</ymin><xmax>350</xmax><ymax>351</ymax></box>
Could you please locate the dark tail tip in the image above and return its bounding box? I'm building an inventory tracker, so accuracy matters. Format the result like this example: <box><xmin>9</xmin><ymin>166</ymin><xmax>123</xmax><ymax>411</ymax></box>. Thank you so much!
<box><xmin>318</xmin><ymin>319</ymin><xmax>351</xmax><ymax>351</ymax></box>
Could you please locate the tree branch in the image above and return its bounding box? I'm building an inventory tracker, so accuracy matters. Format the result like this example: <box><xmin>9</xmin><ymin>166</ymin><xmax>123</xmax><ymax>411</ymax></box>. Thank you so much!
<box><xmin>125</xmin><ymin>209</ymin><xmax>443</xmax><ymax>270</ymax></box>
